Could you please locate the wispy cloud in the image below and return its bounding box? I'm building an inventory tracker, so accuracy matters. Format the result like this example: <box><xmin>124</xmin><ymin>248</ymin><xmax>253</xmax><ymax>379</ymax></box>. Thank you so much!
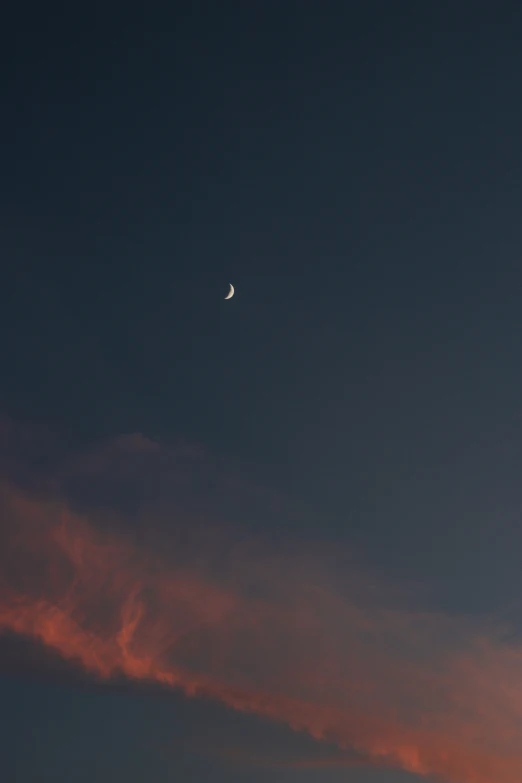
<box><xmin>0</xmin><ymin>428</ymin><xmax>521</xmax><ymax>783</ymax></box>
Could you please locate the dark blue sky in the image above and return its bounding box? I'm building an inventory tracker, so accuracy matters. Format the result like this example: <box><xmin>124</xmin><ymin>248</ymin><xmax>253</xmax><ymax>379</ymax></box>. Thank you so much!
<box><xmin>1</xmin><ymin>3</ymin><xmax>522</xmax><ymax>782</ymax></box>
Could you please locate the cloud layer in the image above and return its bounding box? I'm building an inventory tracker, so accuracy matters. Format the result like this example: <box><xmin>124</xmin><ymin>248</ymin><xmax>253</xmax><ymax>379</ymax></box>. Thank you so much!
<box><xmin>1</xmin><ymin>426</ymin><xmax>522</xmax><ymax>783</ymax></box>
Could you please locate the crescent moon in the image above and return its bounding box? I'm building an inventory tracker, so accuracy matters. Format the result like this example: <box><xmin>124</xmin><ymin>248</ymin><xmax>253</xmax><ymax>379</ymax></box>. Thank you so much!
<box><xmin>224</xmin><ymin>283</ymin><xmax>234</xmax><ymax>300</ymax></box>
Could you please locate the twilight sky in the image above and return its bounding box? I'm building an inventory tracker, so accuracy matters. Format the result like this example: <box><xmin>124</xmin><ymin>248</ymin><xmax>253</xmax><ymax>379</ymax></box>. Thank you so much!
<box><xmin>1</xmin><ymin>3</ymin><xmax>522</xmax><ymax>782</ymax></box>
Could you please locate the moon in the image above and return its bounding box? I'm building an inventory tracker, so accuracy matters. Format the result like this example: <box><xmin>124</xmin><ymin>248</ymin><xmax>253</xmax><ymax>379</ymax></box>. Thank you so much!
<box><xmin>224</xmin><ymin>283</ymin><xmax>235</xmax><ymax>300</ymax></box>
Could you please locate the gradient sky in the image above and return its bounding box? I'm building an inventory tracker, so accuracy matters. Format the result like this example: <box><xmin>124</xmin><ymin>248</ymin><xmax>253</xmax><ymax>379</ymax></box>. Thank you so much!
<box><xmin>1</xmin><ymin>3</ymin><xmax>522</xmax><ymax>782</ymax></box>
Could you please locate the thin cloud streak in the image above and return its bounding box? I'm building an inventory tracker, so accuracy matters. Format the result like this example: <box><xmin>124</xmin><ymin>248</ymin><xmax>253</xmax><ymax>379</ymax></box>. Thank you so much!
<box><xmin>0</xmin><ymin>432</ymin><xmax>522</xmax><ymax>783</ymax></box>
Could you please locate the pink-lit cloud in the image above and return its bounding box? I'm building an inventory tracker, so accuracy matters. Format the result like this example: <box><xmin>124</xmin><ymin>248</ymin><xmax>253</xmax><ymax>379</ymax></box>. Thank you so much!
<box><xmin>0</xmin><ymin>429</ymin><xmax>521</xmax><ymax>783</ymax></box>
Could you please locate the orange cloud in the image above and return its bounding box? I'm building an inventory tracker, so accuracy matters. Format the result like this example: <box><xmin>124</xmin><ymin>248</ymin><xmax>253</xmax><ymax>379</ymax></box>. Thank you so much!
<box><xmin>1</xmin><ymin>436</ymin><xmax>522</xmax><ymax>783</ymax></box>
